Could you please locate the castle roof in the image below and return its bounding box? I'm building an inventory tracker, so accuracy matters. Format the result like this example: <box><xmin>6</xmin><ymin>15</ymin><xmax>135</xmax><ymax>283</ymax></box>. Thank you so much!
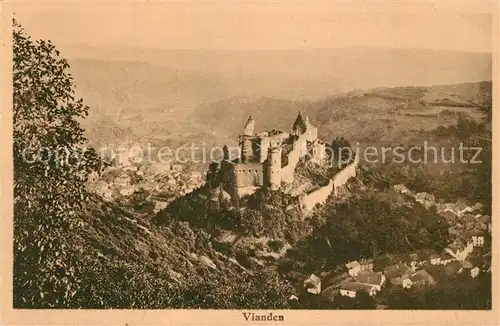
<box><xmin>292</xmin><ymin>112</ymin><xmax>308</xmax><ymax>134</ymax></box>
<box><xmin>244</xmin><ymin>116</ymin><xmax>255</xmax><ymax>135</ymax></box>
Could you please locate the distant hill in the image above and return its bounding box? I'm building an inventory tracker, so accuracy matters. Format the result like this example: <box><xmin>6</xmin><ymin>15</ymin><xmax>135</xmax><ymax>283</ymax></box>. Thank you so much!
<box><xmin>65</xmin><ymin>45</ymin><xmax>491</xmax><ymax>151</ymax></box>
<box><xmin>194</xmin><ymin>81</ymin><xmax>492</xmax><ymax>147</ymax></box>
<box><xmin>66</xmin><ymin>46</ymin><xmax>491</xmax><ymax>106</ymax></box>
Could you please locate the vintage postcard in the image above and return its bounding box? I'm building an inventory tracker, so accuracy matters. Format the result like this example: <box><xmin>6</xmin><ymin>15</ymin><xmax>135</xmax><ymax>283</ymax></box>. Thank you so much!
<box><xmin>0</xmin><ymin>0</ymin><xmax>498</xmax><ymax>325</ymax></box>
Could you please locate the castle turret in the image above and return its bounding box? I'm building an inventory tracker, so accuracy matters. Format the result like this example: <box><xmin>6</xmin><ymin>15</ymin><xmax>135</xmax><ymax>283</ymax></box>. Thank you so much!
<box><xmin>240</xmin><ymin>116</ymin><xmax>255</xmax><ymax>162</ymax></box>
<box><xmin>266</xmin><ymin>146</ymin><xmax>282</xmax><ymax>190</ymax></box>
<box><xmin>292</xmin><ymin>112</ymin><xmax>307</xmax><ymax>136</ymax></box>
<box><xmin>244</xmin><ymin>116</ymin><xmax>255</xmax><ymax>136</ymax></box>
<box><xmin>240</xmin><ymin>135</ymin><xmax>254</xmax><ymax>162</ymax></box>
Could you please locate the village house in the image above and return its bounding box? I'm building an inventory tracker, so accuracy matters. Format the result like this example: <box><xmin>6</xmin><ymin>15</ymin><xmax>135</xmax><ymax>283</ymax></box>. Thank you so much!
<box><xmin>473</xmin><ymin>202</ymin><xmax>484</xmax><ymax>211</ymax></box>
<box><xmin>303</xmin><ymin>274</ymin><xmax>321</xmax><ymax>295</ymax></box>
<box><xmin>153</xmin><ymin>201</ymin><xmax>168</xmax><ymax>213</ymax></box>
<box><xmin>407</xmin><ymin>253</ymin><xmax>420</xmax><ymax>271</ymax></box>
<box><xmin>383</xmin><ymin>262</ymin><xmax>412</xmax><ymax>286</ymax></box>
<box><xmin>448</xmin><ymin>225</ymin><xmax>462</xmax><ymax>237</ymax></box>
<box><xmin>464</xmin><ymin>214</ymin><xmax>476</xmax><ymax>230</ymax></box>
<box><xmin>440</xmin><ymin>210</ymin><xmax>458</xmax><ymax>223</ymax></box>
<box><xmin>460</xmin><ymin>260</ymin><xmax>475</xmax><ymax>275</ymax></box>
<box><xmin>393</xmin><ymin>184</ymin><xmax>412</xmax><ymax>195</ymax></box>
<box><xmin>119</xmin><ymin>186</ymin><xmax>135</xmax><ymax>196</ymax></box>
<box><xmin>429</xmin><ymin>253</ymin><xmax>441</xmax><ymax>265</ymax></box>
<box><xmin>114</xmin><ymin>174</ymin><xmax>131</xmax><ymax>187</ymax></box>
<box><xmin>469</xmin><ymin>229</ymin><xmax>485</xmax><ymax>248</ymax></box>
<box><xmin>455</xmin><ymin>200</ymin><xmax>474</xmax><ymax>217</ymax></box>
<box><xmin>354</xmin><ymin>271</ymin><xmax>386</xmax><ymax>291</ymax></box>
<box><xmin>339</xmin><ymin>281</ymin><xmax>377</xmax><ymax>298</ymax></box>
<box><xmin>444</xmin><ymin>260</ymin><xmax>463</xmax><ymax>276</ymax></box>
<box><xmin>359</xmin><ymin>259</ymin><xmax>374</xmax><ymax>272</ymax></box>
<box><xmin>445</xmin><ymin>237</ymin><xmax>473</xmax><ymax>261</ymax></box>
<box><xmin>414</xmin><ymin>192</ymin><xmax>436</xmax><ymax>208</ymax></box>
<box><xmin>470</xmin><ymin>266</ymin><xmax>480</xmax><ymax>278</ymax></box>
<box><xmin>345</xmin><ymin>261</ymin><xmax>362</xmax><ymax>277</ymax></box>
<box><xmin>408</xmin><ymin>270</ymin><xmax>435</xmax><ymax>288</ymax></box>
<box><xmin>440</xmin><ymin>252</ymin><xmax>454</xmax><ymax>265</ymax></box>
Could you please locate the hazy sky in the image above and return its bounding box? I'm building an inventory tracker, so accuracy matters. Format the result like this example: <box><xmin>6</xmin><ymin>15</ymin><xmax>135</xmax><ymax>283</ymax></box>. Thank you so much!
<box><xmin>12</xmin><ymin>1</ymin><xmax>494</xmax><ymax>52</ymax></box>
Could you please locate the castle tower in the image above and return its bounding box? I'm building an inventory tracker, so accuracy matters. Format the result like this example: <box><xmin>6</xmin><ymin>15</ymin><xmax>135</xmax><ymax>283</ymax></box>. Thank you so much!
<box><xmin>240</xmin><ymin>135</ymin><xmax>254</xmax><ymax>162</ymax></box>
<box><xmin>244</xmin><ymin>116</ymin><xmax>255</xmax><ymax>136</ymax></box>
<box><xmin>266</xmin><ymin>146</ymin><xmax>282</xmax><ymax>190</ymax></box>
<box><xmin>292</xmin><ymin>112</ymin><xmax>307</xmax><ymax>136</ymax></box>
<box><xmin>240</xmin><ymin>116</ymin><xmax>255</xmax><ymax>162</ymax></box>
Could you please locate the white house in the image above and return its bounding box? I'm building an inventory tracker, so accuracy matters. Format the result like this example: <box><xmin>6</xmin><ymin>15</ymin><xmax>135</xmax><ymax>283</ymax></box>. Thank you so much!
<box><xmin>355</xmin><ymin>271</ymin><xmax>386</xmax><ymax>291</ymax></box>
<box><xmin>470</xmin><ymin>230</ymin><xmax>485</xmax><ymax>248</ymax></box>
<box><xmin>470</xmin><ymin>266</ymin><xmax>480</xmax><ymax>278</ymax></box>
<box><xmin>440</xmin><ymin>252</ymin><xmax>454</xmax><ymax>265</ymax></box>
<box><xmin>345</xmin><ymin>261</ymin><xmax>361</xmax><ymax>277</ymax></box>
<box><xmin>402</xmin><ymin>277</ymin><xmax>413</xmax><ymax>289</ymax></box>
<box><xmin>393</xmin><ymin>184</ymin><xmax>411</xmax><ymax>195</ymax></box>
<box><xmin>339</xmin><ymin>282</ymin><xmax>377</xmax><ymax>298</ymax></box>
<box><xmin>304</xmin><ymin>274</ymin><xmax>321</xmax><ymax>295</ymax></box>
<box><xmin>445</xmin><ymin>238</ymin><xmax>473</xmax><ymax>261</ymax></box>
<box><xmin>429</xmin><ymin>254</ymin><xmax>441</xmax><ymax>265</ymax></box>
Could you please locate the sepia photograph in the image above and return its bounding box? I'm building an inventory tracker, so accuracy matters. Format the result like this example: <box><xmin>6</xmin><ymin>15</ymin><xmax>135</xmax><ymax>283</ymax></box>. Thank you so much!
<box><xmin>0</xmin><ymin>0</ymin><xmax>497</xmax><ymax>324</ymax></box>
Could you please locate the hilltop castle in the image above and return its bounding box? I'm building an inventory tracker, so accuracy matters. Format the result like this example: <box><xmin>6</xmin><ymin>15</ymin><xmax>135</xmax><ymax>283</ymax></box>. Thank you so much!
<box><xmin>209</xmin><ymin>112</ymin><xmax>359</xmax><ymax>214</ymax></box>
<box><xmin>219</xmin><ymin>112</ymin><xmax>328</xmax><ymax>198</ymax></box>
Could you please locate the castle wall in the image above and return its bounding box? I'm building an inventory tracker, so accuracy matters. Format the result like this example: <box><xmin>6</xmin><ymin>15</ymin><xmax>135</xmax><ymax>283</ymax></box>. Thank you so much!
<box><xmin>220</xmin><ymin>160</ymin><xmax>239</xmax><ymax>202</ymax></box>
<box><xmin>257</xmin><ymin>137</ymin><xmax>270</xmax><ymax>163</ymax></box>
<box><xmin>299</xmin><ymin>179</ymin><xmax>334</xmax><ymax>213</ymax></box>
<box><xmin>332</xmin><ymin>158</ymin><xmax>358</xmax><ymax>196</ymax></box>
<box><xmin>234</xmin><ymin>163</ymin><xmax>264</xmax><ymax>188</ymax></box>
<box><xmin>299</xmin><ymin>156</ymin><xmax>359</xmax><ymax>215</ymax></box>
<box><xmin>310</xmin><ymin>141</ymin><xmax>326</xmax><ymax>162</ymax></box>
<box><xmin>281</xmin><ymin>135</ymin><xmax>308</xmax><ymax>184</ymax></box>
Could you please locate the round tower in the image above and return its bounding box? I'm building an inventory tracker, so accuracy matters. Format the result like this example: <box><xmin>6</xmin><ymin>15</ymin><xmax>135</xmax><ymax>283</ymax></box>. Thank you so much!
<box><xmin>266</xmin><ymin>146</ymin><xmax>282</xmax><ymax>190</ymax></box>
<box><xmin>240</xmin><ymin>135</ymin><xmax>254</xmax><ymax>162</ymax></box>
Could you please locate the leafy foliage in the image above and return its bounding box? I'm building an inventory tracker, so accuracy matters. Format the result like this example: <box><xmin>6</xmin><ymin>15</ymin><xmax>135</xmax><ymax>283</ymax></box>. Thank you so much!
<box><xmin>385</xmin><ymin>272</ymin><xmax>491</xmax><ymax>309</ymax></box>
<box><xmin>13</xmin><ymin>19</ymin><xmax>106</xmax><ymax>307</ymax></box>
<box><xmin>285</xmin><ymin>192</ymin><xmax>450</xmax><ymax>273</ymax></box>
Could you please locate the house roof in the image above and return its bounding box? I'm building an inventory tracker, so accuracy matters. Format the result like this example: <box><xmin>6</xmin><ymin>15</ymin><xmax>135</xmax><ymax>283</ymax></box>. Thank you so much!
<box><xmin>345</xmin><ymin>261</ymin><xmax>360</xmax><ymax>269</ymax></box>
<box><xmin>456</xmin><ymin>201</ymin><xmax>473</xmax><ymax>212</ymax></box>
<box><xmin>461</xmin><ymin>261</ymin><xmax>474</xmax><ymax>269</ymax></box>
<box><xmin>383</xmin><ymin>263</ymin><xmax>412</xmax><ymax>279</ymax></box>
<box><xmin>430</xmin><ymin>253</ymin><xmax>441</xmax><ymax>259</ymax></box>
<box><xmin>340</xmin><ymin>281</ymin><xmax>376</xmax><ymax>293</ymax></box>
<box><xmin>304</xmin><ymin>274</ymin><xmax>321</xmax><ymax>287</ymax></box>
<box><xmin>442</xmin><ymin>203</ymin><xmax>456</xmax><ymax>210</ymax></box>
<box><xmin>449</xmin><ymin>237</ymin><xmax>470</xmax><ymax>251</ymax></box>
<box><xmin>408</xmin><ymin>253</ymin><xmax>419</xmax><ymax>261</ymax></box>
<box><xmin>474</xmin><ymin>202</ymin><xmax>484</xmax><ymax>210</ymax></box>
<box><xmin>440</xmin><ymin>211</ymin><xmax>458</xmax><ymax>220</ymax></box>
<box><xmin>444</xmin><ymin>261</ymin><xmax>462</xmax><ymax>274</ymax></box>
<box><xmin>440</xmin><ymin>252</ymin><xmax>454</xmax><ymax>260</ymax></box>
<box><xmin>478</xmin><ymin>215</ymin><xmax>491</xmax><ymax>223</ymax></box>
<box><xmin>393</xmin><ymin>184</ymin><xmax>410</xmax><ymax>193</ymax></box>
<box><xmin>417</xmin><ymin>249</ymin><xmax>435</xmax><ymax>261</ymax></box>
<box><xmin>415</xmin><ymin>192</ymin><xmax>435</xmax><ymax>202</ymax></box>
<box><xmin>355</xmin><ymin>271</ymin><xmax>384</xmax><ymax>286</ymax></box>
<box><xmin>409</xmin><ymin>270</ymin><xmax>434</xmax><ymax>284</ymax></box>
